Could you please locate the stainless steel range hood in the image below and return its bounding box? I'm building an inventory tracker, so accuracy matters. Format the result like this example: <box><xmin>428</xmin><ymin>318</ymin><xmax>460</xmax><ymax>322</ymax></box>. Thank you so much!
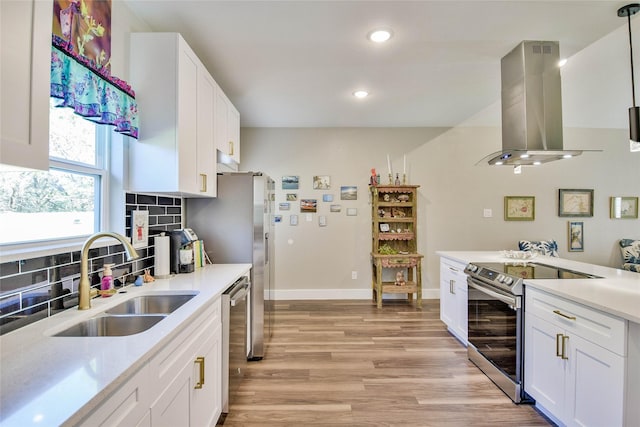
<box><xmin>481</xmin><ymin>41</ymin><xmax>586</xmax><ymax>166</ymax></box>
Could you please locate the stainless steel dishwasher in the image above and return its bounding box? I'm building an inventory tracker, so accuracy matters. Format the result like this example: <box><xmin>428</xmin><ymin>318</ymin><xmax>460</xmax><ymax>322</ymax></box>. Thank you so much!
<box><xmin>221</xmin><ymin>276</ymin><xmax>250</xmax><ymax>414</ymax></box>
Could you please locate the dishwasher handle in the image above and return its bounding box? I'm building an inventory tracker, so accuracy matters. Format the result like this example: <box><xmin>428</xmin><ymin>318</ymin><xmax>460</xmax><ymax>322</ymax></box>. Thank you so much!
<box><xmin>225</xmin><ymin>276</ymin><xmax>250</xmax><ymax>306</ymax></box>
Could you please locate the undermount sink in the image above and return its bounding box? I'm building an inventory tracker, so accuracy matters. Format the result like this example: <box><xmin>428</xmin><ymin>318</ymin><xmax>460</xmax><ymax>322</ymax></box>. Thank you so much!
<box><xmin>54</xmin><ymin>314</ymin><xmax>166</xmax><ymax>337</ymax></box>
<box><xmin>52</xmin><ymin>292</ymin><xmax>199</xmax><ymax>337</ymax></box>
<box><xmin>105</xmin><ymin>293</ymin><xmax>197</xmax><ymax>315</ymax></box>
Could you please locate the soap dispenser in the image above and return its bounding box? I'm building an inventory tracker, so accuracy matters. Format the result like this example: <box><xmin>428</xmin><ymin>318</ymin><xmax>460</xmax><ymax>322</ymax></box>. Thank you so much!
<box><xmin>101</xmin><ymin>263</ymin><xmax>115</xmax><ymax>297</ymax></box>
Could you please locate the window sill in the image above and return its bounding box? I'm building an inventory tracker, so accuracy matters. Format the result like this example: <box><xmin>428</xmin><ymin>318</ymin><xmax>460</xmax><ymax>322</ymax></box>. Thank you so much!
<box><xmin>0</xmin><ymin>236</ymin><xmax>117</xmax><ymax>264</ymax></box>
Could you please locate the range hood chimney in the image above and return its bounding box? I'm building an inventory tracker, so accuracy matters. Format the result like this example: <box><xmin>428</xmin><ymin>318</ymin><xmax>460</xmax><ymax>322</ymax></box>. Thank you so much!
<box><xmin>481</xmin><ymin>41</ymin><xmax>585</xmax><ymax>166</ymax></box>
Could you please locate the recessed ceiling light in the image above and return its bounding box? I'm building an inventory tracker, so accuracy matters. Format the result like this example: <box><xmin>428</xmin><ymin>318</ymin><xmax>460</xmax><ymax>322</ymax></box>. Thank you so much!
<box><xmin>368</xmin><ymin>29</ymin><xmax>392</xmax><ymax>43</ymax></box>
<box><xmin>558</xmin><ymin>58</ymin><xmax>568</xmax><ymax>67</ymax></box>
<box><xmin>353</xmin><ymin>90</ymin><xmax>369</xmax><ymax>98</ymax></box>
<box><xmin>562</xmin><ymin>154</ymin><xmax>573</xmax><ymax>159</ymax></box>
<box><xmin>533</xmin><ymin>161</ymin><xmax>542</xmax><ymax>166</ymax></box>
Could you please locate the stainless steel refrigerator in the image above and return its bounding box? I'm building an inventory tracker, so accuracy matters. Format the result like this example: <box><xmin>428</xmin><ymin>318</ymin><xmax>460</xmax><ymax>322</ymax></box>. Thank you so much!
<box><xmin>186</xmin><ymin>172</ymin><xmax>274</xmax><ymax>360</ymax></box>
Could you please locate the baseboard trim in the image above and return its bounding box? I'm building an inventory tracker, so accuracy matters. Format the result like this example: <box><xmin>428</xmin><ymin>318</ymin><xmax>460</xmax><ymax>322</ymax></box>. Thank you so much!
<box><xmin>272</xmin><ymin>288</ymin><xmax>439</xmax><ymax>300</ymax></box>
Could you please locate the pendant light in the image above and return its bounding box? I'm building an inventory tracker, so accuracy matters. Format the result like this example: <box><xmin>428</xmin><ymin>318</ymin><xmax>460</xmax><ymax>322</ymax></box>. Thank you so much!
<box><xmin>618</xmin><ymin>3</ymin><xmax>640</xmax><ymax>152</ymax></box>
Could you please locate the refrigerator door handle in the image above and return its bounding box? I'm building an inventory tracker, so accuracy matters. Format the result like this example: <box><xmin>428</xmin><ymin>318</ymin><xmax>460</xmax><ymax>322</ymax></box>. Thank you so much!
<box><xmin>265</xmin><ymin>232</ymin><xmax>269</xmax><ymax>264</ymax></box>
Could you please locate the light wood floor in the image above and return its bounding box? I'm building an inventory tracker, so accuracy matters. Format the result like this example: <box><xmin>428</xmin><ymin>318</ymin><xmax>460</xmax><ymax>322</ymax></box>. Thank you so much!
<box><xmin>221</xmin><ymin>300</ymin><xmax>553</xmax><ymax>426</ymax></box>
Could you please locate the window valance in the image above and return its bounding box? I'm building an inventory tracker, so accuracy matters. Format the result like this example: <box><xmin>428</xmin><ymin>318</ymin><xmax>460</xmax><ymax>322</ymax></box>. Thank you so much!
<box><xmin>50</xmin><ymin>35</ymin><xmax>139</xmax><ymax>139</ymax></box>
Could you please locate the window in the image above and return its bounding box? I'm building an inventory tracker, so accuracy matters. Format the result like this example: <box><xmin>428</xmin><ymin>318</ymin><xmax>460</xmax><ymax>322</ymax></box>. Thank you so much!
<box><xmin>0</xmin><ymin>101</ymin><xmax>108</xmax><ymax>245</ymax></box>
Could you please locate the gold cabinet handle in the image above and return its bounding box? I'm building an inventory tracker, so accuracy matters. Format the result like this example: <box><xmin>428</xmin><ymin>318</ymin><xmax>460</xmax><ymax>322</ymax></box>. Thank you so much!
<box><xmin>200</xmin><ymin>174</ymin><xmax>207</xmax><ymax>193</ymax></box>
<box><xmin>194</xmin><ymin>356</ymin><xmax>205</xmax><ymax>389</ymax></box>
<box><xmin>561</xmin><ymin>335</ymin><xmax>569</xmax><ymax>360</ymax></box>
<box><xmin>553</xmin><ymin>310</ymin><xmax>576</xmax><ymax>321</ymax></box>
<box><xmin>556</xmin><ymin>333</ymin><xmax>563</xmax><ymax>357</ymax></box>
<box><xmin>229</xmin><ymin>140</ymin><xmax>234</xmax><ymax>156</ymax></box>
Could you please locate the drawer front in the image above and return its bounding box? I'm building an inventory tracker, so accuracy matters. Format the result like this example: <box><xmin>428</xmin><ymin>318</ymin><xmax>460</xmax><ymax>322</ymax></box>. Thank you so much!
<box><xmin>525</xmin><ymin>287</ymin><xmax>627</xmax><ymax>356</ymax></box>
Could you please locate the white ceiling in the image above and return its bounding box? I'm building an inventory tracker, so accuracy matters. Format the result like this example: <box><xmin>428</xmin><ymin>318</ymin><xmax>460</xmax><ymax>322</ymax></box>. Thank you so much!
<box><xmin>123</xmin><ymin>1</ymin><xmax>630</xmax><ymax>128</ymax></box>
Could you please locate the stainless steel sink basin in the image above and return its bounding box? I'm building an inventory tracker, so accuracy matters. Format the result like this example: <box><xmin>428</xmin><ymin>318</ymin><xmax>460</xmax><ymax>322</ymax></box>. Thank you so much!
<box><xmin>105</xmin><ymin>293</ymin><xmax>197</xmax><ymax>315</ymax></box>
<box><xmin>54</xmin><ymin>315</ymin><xmax>166</xmax><ymax>337</ymax></box>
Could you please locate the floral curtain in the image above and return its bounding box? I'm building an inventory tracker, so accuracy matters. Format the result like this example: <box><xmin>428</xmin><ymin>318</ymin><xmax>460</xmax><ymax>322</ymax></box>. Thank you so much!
<box><xmin>51</xmin><ymin>36</ymin><xmax>138</xmax><ymax>139</ymax></box>
<box><xmin>50</xmin><ymin>0</ymin><xmax>138</xmax><ymax>139</ymax></box>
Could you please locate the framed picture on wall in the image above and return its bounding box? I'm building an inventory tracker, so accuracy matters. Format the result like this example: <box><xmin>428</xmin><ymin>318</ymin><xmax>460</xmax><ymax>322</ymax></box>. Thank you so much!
<box><xmin>558</xmin><ymin>189</ymin><xmax>593</xmax><ymax>217</ymax></box>
<box><xmin>282</xmin><ymin>176</ymin><xmax>299</xmax><ymax>190</ymax></box>
<box><xmin>609</xmin><ymin>196</ymin><xmax>639</xmax><ymax>219</ymax></box>
<box><xmin>568</xmin><ymin>221</ymin><xmax>584</xmax><ymax>252</ymax></box>
<box><xmin>504</xmin><ymin>196</ymin><xmax>535</xmax><ymax>221</ymax></box>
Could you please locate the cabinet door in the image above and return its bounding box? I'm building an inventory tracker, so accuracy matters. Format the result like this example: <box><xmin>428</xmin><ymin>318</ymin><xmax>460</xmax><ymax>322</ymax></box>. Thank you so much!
<box><xmin>150</xmin><ymin>361</ymin><xmax>192</xmax><ymax>427</ymax></box>
<box><xmin>227</xmin><ymin>102</ymin><xmax>240</xmax><ymax>163</ymax></box>
<box><xmin>79</xmin><ymin>364</ymin><xmax>151</xmax><ymax>427</ymax></box>
<box><xmin>177</xmin><ymin>43</ymin><xmax>199</xmax><ymax>194</ymax></box>
<box><xmin>453</xmin><ymin>277</ymin><xmax>468</xmax><ymax>344</ymax></box>
<box><xmin>524</xmin><ymin>313</ymin><xmax>566</xmax><ymax>416</ymax></box>
<box><xmin>0</xmin><ymin>0</ymin><xmax>51</xmax><ymax>170</ymax></box>
<box><xmin>215</xmin><ymin>87</ymin><xmax>241</xmax><ymax>163</ymax></box>
<box><xmin>215</xmin><ymin>88</ymin><xmax>230</xmax><ymax>156</ymax></box>
<box><xmin>191</xmin><ymin>325</ymin><xmax>222</xmax><ymax>426</ymax></box>
<box><xmin>196</xmin><ymin>69</ymin><xmax>217</xmax><ymax>197</ymax></box>
<box><xmin>565</xmin><ymin>333</ymin><xmax>624</xmax><ymax>427</ymax></box>
<box><xmin>439</xmin><ymin>264</ymin><xmax>456</xmax><ymax>328</ymax></box>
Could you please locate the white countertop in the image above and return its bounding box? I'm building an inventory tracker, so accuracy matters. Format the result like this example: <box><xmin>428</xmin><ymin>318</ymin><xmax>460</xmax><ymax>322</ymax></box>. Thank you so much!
<box><xmin>0</xmin><ymin>263</ymin><xmax>251</xmax><ymax>427</ymax></box>
<box><xmin>437</xmin><ymin>251</ymin><xmax>640</xmax><ymax>324</ymax></box>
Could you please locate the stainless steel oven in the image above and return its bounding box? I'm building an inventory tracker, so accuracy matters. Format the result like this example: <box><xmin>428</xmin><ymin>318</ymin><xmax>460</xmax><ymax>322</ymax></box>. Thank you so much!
<box><xmin>465</xmin><ymin>261</ymin><xmax>600</xmax><ymax>403</ymax></box>
<box><xmin>466</xmin><ymin>271</ymin><xmax>528</xmax><ymax>403</ymax></box>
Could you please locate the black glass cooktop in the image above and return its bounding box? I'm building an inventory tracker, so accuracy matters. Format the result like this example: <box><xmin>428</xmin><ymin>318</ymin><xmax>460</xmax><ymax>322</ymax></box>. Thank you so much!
<box><xmin>473</xmin><ymin>262</ymin><xmax>600</xmax><ymax>280</ymax></box>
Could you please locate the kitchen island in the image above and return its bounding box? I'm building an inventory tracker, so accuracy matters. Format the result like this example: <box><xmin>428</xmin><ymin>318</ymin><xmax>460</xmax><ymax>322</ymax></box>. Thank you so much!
<box><xmin>0</xmin><ymin>263</ymin><xmax>251</xmax><ymax>427</ymax></box>
<box><xmin>437</xmin><ymin>251</ymin><xmax>640</xmax><ymax>427</ymax></box>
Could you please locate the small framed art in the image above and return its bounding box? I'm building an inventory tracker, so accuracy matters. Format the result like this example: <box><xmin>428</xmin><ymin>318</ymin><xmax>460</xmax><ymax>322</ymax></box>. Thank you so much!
<box><xmin>610</xmin><ymin>196</ymin><xmax>639</xmax><ymax>219</ymax></box>
<box><xmin>504</xmin><ymin>196</ymin><xmax>535</xmax><ymax>221</ymax></box>
<box><xmin>131</xmin><ymin>210</ymin><xmax>149</xmax><ymax>249</ymax></box>
<box><xmin>568</xmin><ymin>221</ymin><xmax>584</xmax><ymax>252</ymax></box>
<box><xmin>558</xmin><ymin>189</ymin><xmax>593</xmax><ymax>217</ymax></box>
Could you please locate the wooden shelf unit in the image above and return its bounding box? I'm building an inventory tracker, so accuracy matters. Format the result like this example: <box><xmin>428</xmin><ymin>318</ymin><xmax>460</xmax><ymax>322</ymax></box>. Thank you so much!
<box><xmin>370</xmin><ymin>185</ymin><xmax>422</xmax><ymax>308</ymax></box>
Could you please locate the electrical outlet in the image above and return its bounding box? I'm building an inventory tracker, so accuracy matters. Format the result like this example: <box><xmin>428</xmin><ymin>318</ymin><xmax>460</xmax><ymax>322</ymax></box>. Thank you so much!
<box><xmin>483</xmin><ymin>208</ymin><xmax>493</xmax><ymax>218</ymax></box>
<box><xmin>352</xmin><ymin>271</ymin><xmax>358</xmax><ymax>280</ymax></box>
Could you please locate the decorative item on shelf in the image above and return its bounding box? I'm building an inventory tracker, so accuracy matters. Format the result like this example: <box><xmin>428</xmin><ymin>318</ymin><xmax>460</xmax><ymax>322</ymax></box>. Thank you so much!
<box><xmin>370</xmin><ymin>168</ymin><xmax>377</xmax><ymax>186</ymax></box>
<box><xmin>394</xmin><ymin>173</ymin><xmax>401</xmax><ymax>185</ymax></box>
<box><xmin>402</xmin><ymin>155</ymin><xmax>408</xmax><ymax>184</ymax></box>
<box><xmin>378</xmin><ymin>244</ymin><xmax>398</xmax><ymax>255</ymax></box>
<box><xmin>395</xmin><ymin>270</ymin><xmax>406</xmax><ymax>286</ymax></box>
<box><xmin>618</xmin><ymin>3</ymin><xmax>640</xmax><ymax>152</ymax></box>
<box><xmin>397</xmin><ymin>194</ymin><xmax>410</xmax><ymax>202</ymax></box>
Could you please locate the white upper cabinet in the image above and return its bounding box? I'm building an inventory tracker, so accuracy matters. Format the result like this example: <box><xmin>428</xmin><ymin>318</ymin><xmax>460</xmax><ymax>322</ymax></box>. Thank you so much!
<box><xmin>0</xmin><ymin>0</ymin><xmax>51</xmax><ymax>170</ymax></box>
<box><xmin>215</xmin><ymin>85</ymin><xmax>240</xmax><ymax>164</ymax></box>
<box><xmin>129</xmin><ymin>33</ymin><xmax>216</xmax><ymax>197</ymax></box>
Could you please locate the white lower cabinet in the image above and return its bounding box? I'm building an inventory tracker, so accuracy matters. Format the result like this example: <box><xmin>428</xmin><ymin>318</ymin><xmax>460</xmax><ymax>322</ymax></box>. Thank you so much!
<box><xmin>79</xmin><ymin>298</ymin><xmax>222</xmax><ymax>427</ymax></box>
<box><xmin>525</xmin><ymin>287</ymin><xmax>626</xmax><ymax>427</ymax></box>
<box><xmin>78</xmin><ymin>363</ymin><xmax>151</xmax><ymax>427</ymax></box>
<box><xmin>150</xmin><ymin>299</ymin><xmax>222</xmax><ymax>427</ymax></box>
<box><xmin>439</xmin><ymin>257</ymin><xmax>468</xmax><ymax>344</ymax></box>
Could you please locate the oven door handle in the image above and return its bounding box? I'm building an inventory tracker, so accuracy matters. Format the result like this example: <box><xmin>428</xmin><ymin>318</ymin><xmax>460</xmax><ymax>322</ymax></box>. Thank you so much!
<box><xmin>467</xmin><ymin>278</ymin><xmax>518</xmax><ymax>307</ymax></box>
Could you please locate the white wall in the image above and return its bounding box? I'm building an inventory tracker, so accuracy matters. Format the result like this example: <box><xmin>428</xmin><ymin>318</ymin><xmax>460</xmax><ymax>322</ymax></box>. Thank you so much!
<box><xmin>241</xmin><ymin>125</ymin><xmax>639</xmax><ymax>299</ymax></box>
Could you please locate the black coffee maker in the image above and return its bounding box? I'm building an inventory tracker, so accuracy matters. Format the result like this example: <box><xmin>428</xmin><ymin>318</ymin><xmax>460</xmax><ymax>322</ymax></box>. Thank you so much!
<box><xmin>169</xmin><ymin>228</ymin><xmax>198</xmax><ymax>274</ymax></box>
